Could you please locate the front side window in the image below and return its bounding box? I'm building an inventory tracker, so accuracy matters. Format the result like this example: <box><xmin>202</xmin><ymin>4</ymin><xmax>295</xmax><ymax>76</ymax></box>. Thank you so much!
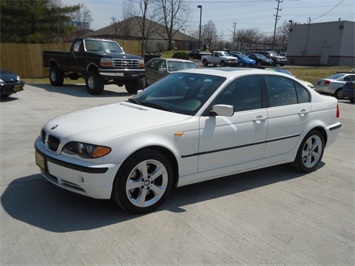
<box><xmin>212</xmin><ymin>76</ymin><xmax>262</xmax><ymax>112</ymax></box>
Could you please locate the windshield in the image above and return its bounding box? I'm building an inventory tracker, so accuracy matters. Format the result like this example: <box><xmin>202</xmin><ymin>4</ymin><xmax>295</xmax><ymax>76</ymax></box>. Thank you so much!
<box><xmin>220</xmin><ymin>51</ymin><xmax>230</xmax><ymax>56</ymax></box>
<box><xmin>327</xmin><ymin>73</ymin><xmax>346</xmax><ymax>80</ymax></box>
<box><xmin>84</xmin><ymin>39</ymin><xmax>123</xmax><ymax>53</ymax></box>
<box><xmin>255</xmin><ymin>53</ymin><xmax>267</xmax><ymax>59</ymax></box>
<box><xmin>167</xmin><ymin>61</ymin><xmax>199</xmax><ymax>71</ymax></box>
<box><xmin>130</xmin><ymin>73</ymin><xmax>226</xmax><ymax>115</ymax></box>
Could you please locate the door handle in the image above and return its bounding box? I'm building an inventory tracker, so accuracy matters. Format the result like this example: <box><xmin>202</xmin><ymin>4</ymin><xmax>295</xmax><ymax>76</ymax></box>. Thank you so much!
<box><xmin>298</xmin><ymin>109</ymin><xmax>310</xmax><ymax>116</ymax></box>
<box><xmin>253</xmin><ymin>115</ymin><xmax>267</xmax><ymax>123</ymax></box>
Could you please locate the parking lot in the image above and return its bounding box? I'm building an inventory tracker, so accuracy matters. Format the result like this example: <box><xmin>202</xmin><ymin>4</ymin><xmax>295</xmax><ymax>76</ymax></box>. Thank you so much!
<box><xmin>1</xmin><ymin>83</ymin><xmax>354</xmax><ymax>265</ymax></box>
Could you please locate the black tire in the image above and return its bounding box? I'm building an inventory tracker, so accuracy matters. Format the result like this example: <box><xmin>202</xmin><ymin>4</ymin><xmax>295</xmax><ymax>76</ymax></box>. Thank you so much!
<box><xmin>125</xmin><ymin>78</ymin><xmax>145</xmax><ymax>94</ymax></box>
<box><xmin>49</xmin><ymin>66</ymin><xmax>64</xmax><ymax>86</ymax></box>
<box><xmin>334</xmin><ymin>88</ymin><xmax>344</xmax><ymax>99</ymax></box>
<box><xmin>220</xmin><ymin>61</ymin><xmax>226</xmax><ymax>67</ymax></box>
<box><xmin>293</xmin><ymin>130</ymin><xmax>325</xmax><ymax>172</ymax></box>
<box><xmin>111</xmin><ymin>149</ymin><xmax>174</xmax><ymax>214</ymax></box>
<box><xmin>202</xmin><ymin>59</ymin><xmax>208</xmax><ymax>67</ymax></box>
<box><xmin>280</xmin><ymin>64</ymin><xmax>285</xmax><ymax>66</ymax></box>
<box><xmin>257</xmin><ymin>62</ymin><xmax>262</xmax><ymax>66</ymax></box>
<box><xmin>85</xmin><ymin>70</ymin><xmax>104</xmax><ymax>95</ymax></box>
<box><xmin>271</xmin><ymin>60</ymin><xmax>277</xmax><ymax>66</ymax></box>
<box><xmin>349</xmin><ymin>98</ymin><xmax>354</xmax><ymax>103</ymax></box>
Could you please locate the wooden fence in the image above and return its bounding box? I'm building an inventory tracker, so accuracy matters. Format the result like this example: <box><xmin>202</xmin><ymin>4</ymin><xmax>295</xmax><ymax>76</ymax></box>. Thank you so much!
<box><xmin>0</xmin><ymin>40</ymin><xmax>142</xmax><ymax>78</ymax></box>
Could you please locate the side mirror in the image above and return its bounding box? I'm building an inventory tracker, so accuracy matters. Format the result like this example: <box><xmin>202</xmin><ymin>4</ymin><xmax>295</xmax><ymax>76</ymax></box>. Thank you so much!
<box><xmin>212</xmin><ymin>104</ymin><xmax>234</xmax><ymax>117</ymax></box>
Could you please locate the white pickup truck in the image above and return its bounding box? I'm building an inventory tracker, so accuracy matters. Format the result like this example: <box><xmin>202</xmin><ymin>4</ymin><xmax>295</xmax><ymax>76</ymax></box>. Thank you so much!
<box><xmin>201</xmin><ymin>51</ymin><xmax>238</xmax><ymax>67</ymax></box>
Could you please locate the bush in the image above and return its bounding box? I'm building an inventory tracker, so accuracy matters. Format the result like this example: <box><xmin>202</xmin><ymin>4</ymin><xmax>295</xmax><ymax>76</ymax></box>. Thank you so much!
<box><xmin>172</xmin><ymin>52</ymin><xmax>189</xmax><ymax>60</ymax></box>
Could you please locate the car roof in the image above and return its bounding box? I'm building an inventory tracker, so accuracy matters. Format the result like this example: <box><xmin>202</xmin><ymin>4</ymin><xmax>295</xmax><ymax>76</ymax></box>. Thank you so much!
<box><xmin>176</xmin><ymin>67</ymin><xmax>290</xmax><ymax>79</ymax></box>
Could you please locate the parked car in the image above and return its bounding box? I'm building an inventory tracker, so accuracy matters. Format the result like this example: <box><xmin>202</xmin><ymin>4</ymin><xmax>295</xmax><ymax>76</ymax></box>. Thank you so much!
<box><xmin>0</xmin><ymin>69</ymin><xmax>25</xmax><ymax>97</ymax></box>
<box><xmin>266</xmin><ymin>68</ymin><xmax>314</xmax><ymax>89</ymax></box>
<box><xmin>188</xmin><ymin>49</ymin><xmax>211</xmax><ymax>60</ymax></box>
<box><xmin>260</xmin><ymin>51</ymin><xmax>287</xmax><ymax>66</ymax></box>
<box><xmin>247</xmin><ymin>53</ymin><xmax>274</xmax><ymax>66</ymax></box>
<box><xmin>35</xmin><ymin>68</ymin><xmax>341</xmax><ymax>214</ymax></box>
<box><xmin>201</xmin><ymin>51</ymin><xmax>238</xmax><ymax>67</ymax></box>
<box><xmin>342</xmin><ymin>81</ymin><xmax>355</xmax><ymax>103</ymax></box>
<box><xmin>230</xmin><ymin>53</ymin><xmax>256</xmax><ymax>67</ymax></box>
<box><xmin>144</xmin><ymin>58</ymin><xmax>199</xmax><ymax>86</ymax></box>
<box><xmin>314</xmin><ymin>73</ymin><xmax>355</xmax><ymax>99</ymax></box>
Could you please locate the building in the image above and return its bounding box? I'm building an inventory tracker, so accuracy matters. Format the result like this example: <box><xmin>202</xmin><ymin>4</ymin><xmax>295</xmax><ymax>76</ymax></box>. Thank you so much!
<box><xmin>287</xmin><ymin>21</ymin><xmax>354</xmax><ymax>66</ymax></box>
<box><xmin>84</xmin><ymin>17</ymin><xmax>195</xmax><ymax>53</ymax></box>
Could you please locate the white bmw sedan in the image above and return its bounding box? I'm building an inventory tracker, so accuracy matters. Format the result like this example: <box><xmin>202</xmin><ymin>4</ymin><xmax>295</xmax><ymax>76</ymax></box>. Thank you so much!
<box><xmin>35</xmin><ymin>68</ymin><xmax>341</xmax><ymax>213</ymax></box>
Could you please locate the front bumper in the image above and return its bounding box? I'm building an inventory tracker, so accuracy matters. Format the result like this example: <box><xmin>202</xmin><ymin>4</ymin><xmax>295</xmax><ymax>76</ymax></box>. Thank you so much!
<box><xmin>99</xmin><ymin>68</ymin><xmax>145</xmax><ymax>79</ymax></box>
<box><xmin>34</xmin><ymin>137</ymin><xmax>120</xmax><ymax>199</ymax></box>
<box><xmin>1</xmin><ymin>83</ymin><xmax>24</xmax><ymax>96</ymax></box>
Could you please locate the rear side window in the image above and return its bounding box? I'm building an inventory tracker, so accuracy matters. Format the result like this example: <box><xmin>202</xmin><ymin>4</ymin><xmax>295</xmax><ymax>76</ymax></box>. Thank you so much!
<box><xmin>266</xmin><ymin>76</ymin><xmax>309</xmax><ymax>107</ymax></box>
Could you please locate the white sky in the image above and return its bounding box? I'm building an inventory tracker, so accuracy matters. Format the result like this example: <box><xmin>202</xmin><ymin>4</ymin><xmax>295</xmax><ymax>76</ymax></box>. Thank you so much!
<box><xmin>61</xmin><ymin>0</ymin><xmax>355</xmax><ymax>38</ymax></box>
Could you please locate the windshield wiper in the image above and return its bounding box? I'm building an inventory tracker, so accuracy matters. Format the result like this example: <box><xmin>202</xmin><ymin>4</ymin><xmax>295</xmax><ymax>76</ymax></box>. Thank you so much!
<box><xmin>127</xmin><ymin>98</ymin><xmax>141</xmax><ymax>105</ymax></box>
<box><xmin>140</xmin><ymin>102</ymin><xmax>175</xmax><ymax>112</ymax></box>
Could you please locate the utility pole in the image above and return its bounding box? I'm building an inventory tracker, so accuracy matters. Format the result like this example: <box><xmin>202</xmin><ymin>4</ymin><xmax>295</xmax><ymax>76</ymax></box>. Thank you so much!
<box><xmin>232</xmin><ymin>22</ymin><xmax>236</xmax><ymax>50</ymax></box>
<box><xmin>272</xmin><ymin>0</ymin><xmax>283</xmax><ymax>49</ymax></box>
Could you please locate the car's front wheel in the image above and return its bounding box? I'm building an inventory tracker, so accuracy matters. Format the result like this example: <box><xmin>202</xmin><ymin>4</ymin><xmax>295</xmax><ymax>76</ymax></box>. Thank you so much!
<box><xmin>293</xmin><ymin>130</ymin><xmax>324</xmax><ymax>172</ymax></box>
<box><xmin>112</xmin><ymin>149</ymin><xmax>174</xmax><ymax>214</ymax></box>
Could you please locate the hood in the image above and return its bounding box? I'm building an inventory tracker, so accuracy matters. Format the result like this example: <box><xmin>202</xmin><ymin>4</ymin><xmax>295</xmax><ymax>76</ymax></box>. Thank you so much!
<box><xmin>44</xmin><ymin>102</ymin><xmax>189</xmax><ymax>144</ymax></box>
<box><xmin>0</xmin><ymin>70</ymin><xmax>19</xmax><ymax>82</ymax></box>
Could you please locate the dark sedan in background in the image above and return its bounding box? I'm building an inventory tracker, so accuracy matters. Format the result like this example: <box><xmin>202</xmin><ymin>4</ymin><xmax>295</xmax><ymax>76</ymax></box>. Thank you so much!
<box><xmin>342</xmin><ymin>81</ymin><xmax>355</xmax><ymax>103</ymax></box>
<box><xmin>0</xmin><ymin>70</ymin><xmax>25</xmax><ymax>97</ymax></box>
<box><xmin>145</xmin><ymin>58</ymin><xmax>199</xmax><ymax>86</ymax></box>
<box><xmin>247</xmin><ymin>53</ymin><xmax>274</xmax><ymax>66</ymax></box>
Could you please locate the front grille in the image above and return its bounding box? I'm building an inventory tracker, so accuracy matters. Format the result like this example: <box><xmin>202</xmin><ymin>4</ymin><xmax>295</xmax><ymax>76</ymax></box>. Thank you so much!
<box><xmin>113</xmin><ymin>59</ymin><xmax>140</xmax><ymax>68</ymax></box>
<box><xmin>48</xmin><ymin>135</ymin><xmax>60</xmax><ymax>152</ymax></box>
<box><xmin>41</xmin><ymin>129</ymin><xmax>46</xmax><ymax>144</ymax></box>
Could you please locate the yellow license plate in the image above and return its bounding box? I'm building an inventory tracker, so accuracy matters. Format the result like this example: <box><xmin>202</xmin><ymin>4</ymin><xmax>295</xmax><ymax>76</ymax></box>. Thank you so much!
<box><xmin>13</xmin><ymin>85</ymin><xmax>23</xmax><ymax>92</ymax></box>
<box><xmin>35</xmin><ymin>151</ymin><xmax>46</xmax><ymax>171</ymax></box>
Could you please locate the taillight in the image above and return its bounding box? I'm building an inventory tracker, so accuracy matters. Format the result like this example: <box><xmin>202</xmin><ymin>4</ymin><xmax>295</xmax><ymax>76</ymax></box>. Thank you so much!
<box><xmin>324</xmin><ymin>80</ymin><xmax>331</xmax><ymax>86</ymax></box>
<box><xmin>336</xmin><ymin>104</ymin><xmax>340</xmax><ymax>118</ymax></box>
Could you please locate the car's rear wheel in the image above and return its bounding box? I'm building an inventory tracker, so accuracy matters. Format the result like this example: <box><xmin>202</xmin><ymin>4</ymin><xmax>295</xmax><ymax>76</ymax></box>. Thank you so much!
<box><xmin>220</xmin><ymin>61</ymin><xmax>226</xmax><ymax>67</ymax></box>
<box><xmin>203</xmin><ymin>59</ymin><xmax>208</xmax><ymax>67</ymax></box>
<box><xmin>49</xmin><ymin>66</ymin><xmax>64</xmax><ymax>86</ymax></box>
<box><xmin>293</xmin><ymin>130</ymin><xmax>324</xmax><ymax>172</ymax></box>
<box><xmin>334</xmin><ymin>88</ymin><xmax>344</xmax><ymax>99</ymax></box>
<box><xmin>112</xmin><ymin>149</ymin><xmax>174</xmax><ymax>214</ymax></box>
<box><xmin>85</xmin><ymin>70</ymin><xmax>104</xmax><ymax>95</ymax></box>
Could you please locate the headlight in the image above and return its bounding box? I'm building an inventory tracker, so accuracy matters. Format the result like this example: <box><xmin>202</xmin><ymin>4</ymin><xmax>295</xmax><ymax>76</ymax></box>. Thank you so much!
<box><xmin>62</xmin><ymin>141</ymin><xmax>111</xmax><ymax>158</ymax></box>
<box><xmin>139</xmin><ymin>59</ymin><xmax>144</xmax><ymax>68</ymax></box>
<box><xmin>100</xmin><ymin>58</ymin><xmax>113</xmax><ymax>67</ymax></box>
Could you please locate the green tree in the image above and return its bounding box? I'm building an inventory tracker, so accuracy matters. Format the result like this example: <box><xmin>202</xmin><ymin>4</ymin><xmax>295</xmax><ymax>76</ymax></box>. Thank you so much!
<box><xmin>0</xmin><ymin>0</ymin><xmax>80</xmax><ymax>43</ymax></box>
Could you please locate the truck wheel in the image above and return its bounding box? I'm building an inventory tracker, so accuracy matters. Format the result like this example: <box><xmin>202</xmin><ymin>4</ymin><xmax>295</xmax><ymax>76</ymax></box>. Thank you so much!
<box><xmin>220</xmin><ymin>61</ymin><xmax>226</xmax><ymax>67</ymax></box>
<box><xmin>125</xmin><ymin>78</ymin><xmax>145</xmax><ymax>94</ymax></box>
<box><xmin>202</xmin><ymin>59</ymin><xmax>208</xmax><ymax>67</ymax></box>
<box><xmin>85</xmin><ymin>71</ymin><xmax>104</xmax><ymax>95</ymax></box>
<box><xmin>49</xmin><ymin>66</ymin><xmax>64</xmax><ymax>86</ymax></box>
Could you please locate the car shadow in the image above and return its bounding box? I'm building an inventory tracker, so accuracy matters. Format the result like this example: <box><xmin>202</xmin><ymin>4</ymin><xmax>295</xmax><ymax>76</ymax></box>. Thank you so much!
<box><xmin>1</xmin><ymin>162</ymin><xmax>323</xmax><ymax>233</ymax></box>
<box><xmin>29</xmin><ymin>83</ymin><xmax>132</xmax><ymax>98</ymax></box>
